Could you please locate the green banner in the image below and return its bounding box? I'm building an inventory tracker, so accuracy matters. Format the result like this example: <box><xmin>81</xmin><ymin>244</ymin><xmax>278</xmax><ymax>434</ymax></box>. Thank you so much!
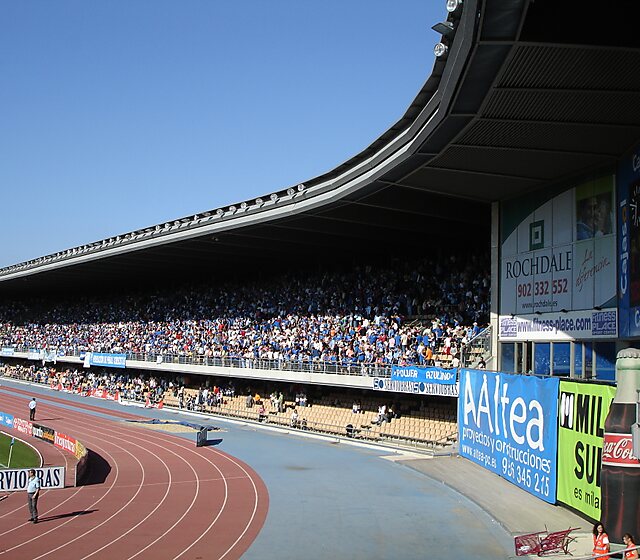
<box><xmin>557</xmin><ymin>381</ymin><xmax>616</xmax><ymax>519</ymax></box>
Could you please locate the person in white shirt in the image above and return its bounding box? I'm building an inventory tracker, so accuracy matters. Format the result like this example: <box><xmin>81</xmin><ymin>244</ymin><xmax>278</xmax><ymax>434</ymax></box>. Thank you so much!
<box><xmin>28</xmin><ymin>398</ymin><xmax>37</xmax><ymax>421</ymax></box>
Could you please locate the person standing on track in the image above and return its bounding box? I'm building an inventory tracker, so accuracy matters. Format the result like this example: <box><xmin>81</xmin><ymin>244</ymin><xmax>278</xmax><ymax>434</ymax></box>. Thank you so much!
<box><xmin>28</xmin><ymin>398</ymin><xmax>37</xmax><ymax>421</ymax></box>
<box><xmin>26</xmin><ymin>469</ymin><xmax>40</xmax><ymax>523</ymax></box>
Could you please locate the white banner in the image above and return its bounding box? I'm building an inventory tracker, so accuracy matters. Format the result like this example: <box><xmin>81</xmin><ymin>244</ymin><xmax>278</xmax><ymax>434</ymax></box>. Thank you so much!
<box><xmin>499</xmin><ymin>309</ymin><xmax>617</xmax><ymax>341</ymax></box>
<box><xmin>0</xmin><ymin>466</ymin><xmax>65</xmax><ymax>492</ymax></box>
<box><xmin>500</xmin><ymin>177</ymin><xmax>616</xmax><ymax>336</ymax></box>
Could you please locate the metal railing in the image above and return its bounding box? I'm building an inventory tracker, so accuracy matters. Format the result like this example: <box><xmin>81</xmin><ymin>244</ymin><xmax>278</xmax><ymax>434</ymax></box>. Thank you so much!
<box><xmin>462</xmin><ymin>326</ymin><xmax>492</xmax><ymax>367</ymax></box>
<box><xmin>4</xmin><ymin>346</ymin><xmax>397</xmax><ymax>378</ymax></box>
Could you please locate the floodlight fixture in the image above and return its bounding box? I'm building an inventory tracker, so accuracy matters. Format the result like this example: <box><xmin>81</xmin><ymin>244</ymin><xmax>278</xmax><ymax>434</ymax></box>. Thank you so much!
<box><xmin>270</xmin><ymin>193</ymin><xmax>279</xmax><ymax>202</ymax></box>
<box><xmin>240</xmin><ymin>202</ymin><xmax>248</xmax><ymax>210</ymax></box>
<box><xmin>446</xmin><ymin>0</ymin><xmax>463</xmax><ymax>13</ymax></box>
<box><xmin>255</xmin><ymin>197</ymin><xmax>264</xmax><ymax>205</ymax></box>
<box><xmin>297</xmin><ymin>183</ymin><xmax>305</xmax><ymax>192</ymax></box>
<box><xmin>216</xmin><ymin>208</ymin><xmax>225</xmax><ymax>216</ymax></box>
<box><xmin>432</xmin><ymin>21</ymin><xmax>455</xmax><ymax>37</ymax></box>
<box><xmin>287</xmin><ymin>188</ymin><xmax>295</xmax><ymax>196</ymax></box>
<box><xmin>434</xmin><ymin>42</ymin><xmax>448</xmax><ymax>58</ymax></box>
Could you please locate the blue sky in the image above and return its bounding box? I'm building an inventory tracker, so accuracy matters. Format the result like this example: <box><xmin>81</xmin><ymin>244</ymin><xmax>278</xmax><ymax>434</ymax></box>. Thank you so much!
<box><xmin>1</xmin><ymin>1</ymin><xmax>443</xmax><ymax>268</ymax></box>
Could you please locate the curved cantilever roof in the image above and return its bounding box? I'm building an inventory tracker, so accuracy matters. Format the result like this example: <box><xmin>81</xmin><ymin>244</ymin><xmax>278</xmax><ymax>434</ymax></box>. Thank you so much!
<box><xmin>2</xmin><ymin>0</ymin><xmax>640</xmax><ymax>293</ymax></box>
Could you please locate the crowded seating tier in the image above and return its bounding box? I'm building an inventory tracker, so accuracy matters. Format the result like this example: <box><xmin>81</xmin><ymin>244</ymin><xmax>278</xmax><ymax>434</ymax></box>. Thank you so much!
<box><xmin>0</xmin><ymin>255</ymin><xmax>490</xmax><ymax>370</ymax></box>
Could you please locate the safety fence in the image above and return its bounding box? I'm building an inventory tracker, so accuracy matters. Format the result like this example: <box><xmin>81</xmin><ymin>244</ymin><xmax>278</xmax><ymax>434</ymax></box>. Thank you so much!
<box><xmin>0</xmin><ymin>409</ymin><xmax>88</xmax><ymax>487</ymax></box>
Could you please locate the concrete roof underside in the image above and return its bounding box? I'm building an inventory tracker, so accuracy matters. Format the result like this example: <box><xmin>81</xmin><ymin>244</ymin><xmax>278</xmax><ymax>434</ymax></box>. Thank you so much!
<box><xmin>2</xmin><ymin>0</ymin><xmax>640</xmax><ymax>295</ymax></box>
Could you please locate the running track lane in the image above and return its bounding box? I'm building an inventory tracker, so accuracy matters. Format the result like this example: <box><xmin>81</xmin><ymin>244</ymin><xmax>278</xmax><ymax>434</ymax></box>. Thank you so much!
<box><xmin>0</xmin><ymin>388</ymin><xmax>269</xmax><ymax>559</ymax></box>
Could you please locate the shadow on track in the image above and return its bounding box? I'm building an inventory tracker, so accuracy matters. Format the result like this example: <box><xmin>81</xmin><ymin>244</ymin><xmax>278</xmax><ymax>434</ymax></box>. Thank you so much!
<box><xmin>39</xmin><ymin>509</ymin><xmax>97</xmax><ymax>523</ymax></box>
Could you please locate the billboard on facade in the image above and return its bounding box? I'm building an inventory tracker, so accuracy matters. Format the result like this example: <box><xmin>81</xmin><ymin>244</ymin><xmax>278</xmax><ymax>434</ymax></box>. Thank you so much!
<box><xmin>499</xmin><ymin>309</ymin><xmax>617</xmax><ymax>342</ymax></box>
<box><xmin>617</xmin><ymin>144</ymin><xmax>640</xmax><ymax>337</ymax></box>
<box><xmin>557</xmin><ymin>381</ymin><xmax>616</xmax><ymax>520</ymax></box>
<box><xmin>500</xmin><ymin>177</ymin><xmax>616</xmax><ymax>340</ymax></box>
<box><xmin>458</xmin><ymin>369</ymin><xmax>559</xmax><ymax>503</ymax></box>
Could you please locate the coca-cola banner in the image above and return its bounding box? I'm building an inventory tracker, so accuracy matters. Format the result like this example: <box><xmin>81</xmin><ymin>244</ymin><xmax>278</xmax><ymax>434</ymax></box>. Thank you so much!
<box><xmin>602</xmin><ymin>433</ymin><xmax>640</xmax><ymax>467</ymax></box>
<box><xmin>458</xmin><ymin>369</ymin><xmax>559</xmax><ymax>503</ymax></box>
<box><xmin>557</xmin><ymin>381</ymin><xmax>616</xmax><ymax>520</ymax></box>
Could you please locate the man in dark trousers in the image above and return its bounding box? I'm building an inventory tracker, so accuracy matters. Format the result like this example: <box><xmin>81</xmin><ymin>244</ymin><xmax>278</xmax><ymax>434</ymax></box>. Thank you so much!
<box><xmin>26</xmin><ymin>469</ymin><xmax>40</xmax><ymax>523</ymax></box>
<box><xmin>28</xmin><ymin>398</ymin><xmax>36</xmax><ymax>421</ymax></box>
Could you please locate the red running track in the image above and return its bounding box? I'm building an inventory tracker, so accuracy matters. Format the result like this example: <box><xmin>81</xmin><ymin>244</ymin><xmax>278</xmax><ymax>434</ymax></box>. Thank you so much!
<box><xmin>0</xmin><ymin>386</ymin><xmax>269</xmax><ymax>559</ymax></box>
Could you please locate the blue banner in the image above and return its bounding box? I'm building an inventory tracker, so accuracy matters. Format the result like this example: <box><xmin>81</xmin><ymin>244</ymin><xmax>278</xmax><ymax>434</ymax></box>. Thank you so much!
<box><xmin>391</xmin><ymin>365</ymin><xmax>457</xmax><ymax>385</ymax></box>
<box><xmin>458</xmin><ymin>369</ymin><xmax>559</xmax><ymax>503</ymax></box>
<box><xmin>88</xmin><ymin>353</ymin><xmax>126</xmax><ymax>369</ymax></box>
<box><xmin>1</xmin><ymin>347</ymin><xmax>15</xmax><ymax>357</ymax></box>
<box><xmin>0</xmin><ymin>412</ymin><xmax>14</xmax><ymax>429</ymax></box>
<box><xmin>373</xmin><ymin>377</ymin><xmax>459</xmax><ymax>397</ymax></box>
<box><xmin>617</xmin><ymin>143</ymin><xmax>640</xmax><ymax>337</ymax></box>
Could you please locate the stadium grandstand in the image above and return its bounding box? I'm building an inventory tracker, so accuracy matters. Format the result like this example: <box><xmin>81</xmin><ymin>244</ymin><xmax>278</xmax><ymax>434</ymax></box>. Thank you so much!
<box><xmin>2</xmin><ymin>0</ymin><xmax>640</xmax><ymax>460</ymax></box>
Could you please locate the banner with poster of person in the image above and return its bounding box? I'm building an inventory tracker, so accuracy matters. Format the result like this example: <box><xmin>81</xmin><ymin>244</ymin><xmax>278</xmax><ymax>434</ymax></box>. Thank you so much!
<box><xmin>499</xmin><ymin>175</ymin><xmax>617</xmax><ymax>340</ymax></box>
<box><xmin>617</xmin><ymin>142</ymin><xmax>640</xmax><ymax>337</ymax></box>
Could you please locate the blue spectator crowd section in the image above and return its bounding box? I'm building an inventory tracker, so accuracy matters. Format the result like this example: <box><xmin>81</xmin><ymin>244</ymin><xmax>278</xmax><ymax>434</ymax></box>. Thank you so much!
<box><xmin>0</xmin><ymin>255</ymin><xmax>489</xmax><ymax>371</ymax></box>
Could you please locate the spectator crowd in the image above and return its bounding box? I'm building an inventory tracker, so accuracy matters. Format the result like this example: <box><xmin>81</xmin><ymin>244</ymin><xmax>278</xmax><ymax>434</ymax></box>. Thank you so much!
<box><xmin>0</xmin><ymin>254</ymin><xmax>489</xmax><ymax>370</ymax></box>
<box><xmin>1</xmin><ymin>363</ymin><xmax>167</xmax><ymax>403</ymax></box>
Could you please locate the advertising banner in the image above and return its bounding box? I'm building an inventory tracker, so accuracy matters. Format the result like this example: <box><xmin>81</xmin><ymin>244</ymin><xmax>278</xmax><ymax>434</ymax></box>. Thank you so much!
<box><xmin>74</xmin><ymin>440</ymin><xmax>87</xmax><ymax>461</ymax></box>
<box><xmin>458</xmin><ymin>369</ymin><xmax>559</xmax><ymax>503</ymax></box>
<box><xmin>13</xmin><ymin>417</ymin><xmax>33</xmax><ymax>436</ymax></box>
<box><xmin>42</xmin><ymin>350</ymin><xmax>57</xmax><ymax>364</ymax></box>
<box><xmin>499</xmin><ymin>309</ymin><xmax>617</xmax><ymax>341</ymax></box>
<box><xmin>88</xmin><ymin>353</ymin><xmax>126</xmax><ymax>368</ymax></box>
<box><xmin>557</xmin><ymin>381</ymin><xmax>616</xmax><ymax>520</ymax></box>
<box><xmin>1</xmin><ymin>347</ymin><xmax>15</xmax><ymax>357</ymax></box>
<box><xmin>391</xmin><ymin>365</ymin><xmax>457</xmax><ymax>385</ymax></box>
<box><xmin>54</xmin><ymin>432</ymin><xmax>77</xmax><ymax>455</ymax></box>
<box><xmin>87</xmin><ymin>388</ymin><xmax>120</xmax><ymax>401</ymax></box>
<box><xmin>32</xmin><ymin>423</ymin><xmax>56</xmax><ymax>445</ymax></box>
<box><xmin>617</xmin><ymin>144</ymin><xmax>640</xmax><ymax>337</ymax></box>
<box><xmin>0</xmin><ymin>412</ymin><xmax>14</xmax><ymax>429</ymax></box>
<box><xmin>0</xmin><ymin>467</ymin><xmax>65</xmax><ymax>492</ymax></box>
<box><xmin>500</xmin><ymin>176</ymin><xmax>616</xmax><ymax>338</ymax></box>
<box><xmin>372</xmin><ymin>377</ymin><xmax>459</xmax><ymax>397</ymax></box>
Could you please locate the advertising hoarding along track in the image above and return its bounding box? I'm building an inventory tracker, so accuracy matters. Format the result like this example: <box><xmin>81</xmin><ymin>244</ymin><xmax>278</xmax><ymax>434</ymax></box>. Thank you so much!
<box><xmin>556</xmin><ymin>380</ymin><xmax>615</xmax><ymax>520</ymax></box>
<box><xmin>458</xmin><ymin>369</ymin><xmax>559</xmax><ymax>503</ymax></box>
